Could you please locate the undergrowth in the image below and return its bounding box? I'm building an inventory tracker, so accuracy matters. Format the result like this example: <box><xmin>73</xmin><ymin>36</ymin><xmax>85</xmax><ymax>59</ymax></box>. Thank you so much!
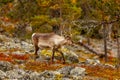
<box><xmin>0</xmin><ymin>51</ymin><xmax>120</xmax><ymax>79</ymax></box>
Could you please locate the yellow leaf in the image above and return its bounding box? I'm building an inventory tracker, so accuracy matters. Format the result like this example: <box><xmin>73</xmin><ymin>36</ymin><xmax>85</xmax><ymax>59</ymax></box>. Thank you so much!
<box><xmin>104</xmin><ymin>16</ymin><xmax>110</xmax><ymax>21</ymax></box>
<box><xmin>71</xmin><ymin>0</ymin><xmax>76</xmax><ymax>4</ymax></box>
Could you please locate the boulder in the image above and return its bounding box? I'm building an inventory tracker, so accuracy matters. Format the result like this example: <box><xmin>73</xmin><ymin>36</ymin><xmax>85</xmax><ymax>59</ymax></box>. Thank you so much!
<box><xmin>39</xmin><ymin>70</ymin><xmax>60</xmax><ymax>78</ymax></box>
<box><xmin>25</xmin><ymin>26</ymin><xmax>32</xmax><ymax>34</ymax></box>
<box><xmin>66</xmin><ymin>55</ymin><xmax>79</xmax><ymax>63</ymax></box>
<box><xmin>0</xmin><ymin>34</ymin><xmax>7</xmax><ymax>42</ymax></box>
<box><xmin>0</xmin><ymin>61</ymin><xmax>13</xmax><ymax>72</ymax></box>
<box><xmin>19</xmin><ymin>72</ymin><xmax>41</xmax><ymax>80</ymax></box>
<box><xmin>65</xmin><ymin>51</ymin><xmax>79</xmax><ymax>63</ymax></box>
<box><xmin>58</xmin><ymin>66</ymin><xmax>74</xmax><ymax>77</ymax></box>
<box><xmin>104</xmin><ymin>64</ymin><xmax>115</xmax><ymax>69</ymax></box>
<box><xmin>70</xmin><ymin>67</ymin><xmax>86</xmax><ymax>80</ymax></box>
<box><xmin>4</xmin><ymin>41</ymin><xmax>21</xmax><ymax>50</ymax></box>
<box><xmin>19</xmin><ymin>70</ymin><xmax>33</xmax><ymax>80</ymax></box>
<box><xmin>85</xmin><ymin>59</ymin><xmax>100</xmax><ymax>65</ymax></box>
<box><xmin>14</xmin><ymin>38</ymin><xmax>21</xmax><ymax>43</ymax></box>
<box><xmin>6</xmin><ymin>69</ymin><xmax>26</xmax><ymax>79</ymax></box>
<box><xmin>70</xmin><ymin>67</ymin><xmax>86</xmax><ymax>76</ymax></box>
<box><xmin>0</xmin><ymin>70</ymin><xmax>6</xmax><ymax>79</ymax></box>
<box><xmin>21</xmin><ymin>41</ymin><xmax>33</xmax><ymax>52</ymax></box>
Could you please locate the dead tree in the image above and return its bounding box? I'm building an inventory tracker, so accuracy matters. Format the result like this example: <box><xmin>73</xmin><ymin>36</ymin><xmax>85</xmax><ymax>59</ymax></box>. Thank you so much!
<box><xmin>116</xmin><ymin>27</ymin><xmax>120</xmax><ymax>68</ymax></box>
<box><xmin>103</xmin><ymin>24</ymin><xmax>108</xmax><ymax>62</ymax></box>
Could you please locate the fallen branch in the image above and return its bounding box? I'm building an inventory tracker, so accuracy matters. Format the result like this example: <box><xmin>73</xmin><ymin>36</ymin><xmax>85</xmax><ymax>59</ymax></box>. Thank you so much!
<box><xmin>78</xmin><ymin>41</ymin><xmax>99</xmax><ymax>55</ymax></box>
<box><xmin>71</xmin><ymin>40</ymin><xmax>104</xmax><ymax>56</ymax></box>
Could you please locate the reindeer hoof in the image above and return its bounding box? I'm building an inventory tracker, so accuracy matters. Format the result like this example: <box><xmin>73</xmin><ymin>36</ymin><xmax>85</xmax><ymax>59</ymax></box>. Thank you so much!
<box><xmin>34</xmin><ymin>55</ymin><xmax>39</xmax><ymax>59</ymax></box>
<box><xmin>36</xmin><ymin>55</ymin><xmax>39</xmax><ymax>59</ymax></box>
<box><xmin>51</xmin><ymin>59</ymin><xmax>55</xmax><ymax>64</ymax></box>
<box><xmin>63</xmin><ymin>61</ymin><xmax>66</xmax><ymax>64</ymax></box>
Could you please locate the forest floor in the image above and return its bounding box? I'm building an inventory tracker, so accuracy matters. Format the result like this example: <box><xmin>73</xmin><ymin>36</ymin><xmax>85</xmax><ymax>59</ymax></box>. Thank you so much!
<box><xmin>0</xmin><ymin>34</ymin><xmax>120</xmax><ymax>80</ymax></box>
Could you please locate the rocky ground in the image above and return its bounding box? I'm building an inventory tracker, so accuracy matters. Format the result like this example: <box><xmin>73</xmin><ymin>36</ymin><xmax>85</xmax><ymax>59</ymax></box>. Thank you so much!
<box><xmin>0</xmin><ymin>34</ymin><xmax>120</xmax><ymax>80</ymax></box>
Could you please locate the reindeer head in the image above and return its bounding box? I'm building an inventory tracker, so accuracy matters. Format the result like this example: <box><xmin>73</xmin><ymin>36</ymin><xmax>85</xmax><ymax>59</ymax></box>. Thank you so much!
<box><xmin>65</xmin><ymin>36</ymin><xmax>73</xmax><ymax>45</ymax></box>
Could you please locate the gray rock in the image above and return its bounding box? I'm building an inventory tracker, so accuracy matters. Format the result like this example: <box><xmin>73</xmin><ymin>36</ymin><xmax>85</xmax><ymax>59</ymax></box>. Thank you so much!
<box><xmin>0</xmin><ymin>46</ymin><xmax>6</xmax><ymax>50</ymax></box>
<box><xmin>12</xmin><ymin>70</ymin><xmax>40</xmax><ymax>80</ymax></box>
<box><xmin>39</xmin><ymin>70</ymin><xmax>60</xmax><ymax>78</ymax></box>
<box><xmin>14</xmin><ymin>38</ymin><xmax>21</xmax><ymax>43</ymax></box>
<box><xmin>93</xmin><ymin>60</ymin><xmax>100</xmax><ymax>65</ymax></box>
<box><xmin>0</xmin><ymin>61</ymin><xmax>13</xmax><ymax>71</ymax></box>
<box><xmin>86</xmin><ymin>59</ymin><xmax>93</xmax><ymax>64</ymax></box>
<box><xmin>44</xmin><ymin>78</ymin><xmax>55</xmax><ymax>80</ymax></box>
<box><xmin>0</xmin><ymin>34</ymin><xmax>10</xmax><ymax>42</ymax></box>
<box><xmin>38</xmin><ymin>77</ymin><xmax>45</xmax><ymax>80</ymax></box>
<box><xmin>58</xmin><ymin>66</ymin><xmax>74</xmax><ymax>77</ymax></box>
<box><xmin>6</xmin><ymin>69</ymin><xmax>26</xmax><ymax>79</ymax></box>
<box><xmin>86</xmin><ymin>59</ymin><xmax>100</xmax><ymax>65</ymax></box>
<box><xmin>0</xmin><ymin>42</ymin><xmax>3</xmax><ymax>47</ymax></box>
<box><xmin>0</xmin><ymin>70</ymin><xmax>6</xmax><ymax>79</ymax></box>
<box><xmin>12</xmin><ymin>51</ymin><xmax>25</xmax><ymax>55</ymax></box>
<box><xmin>22</xmin><ymin>71</ymin><xmax>57</xmax><ymax>80</ymax></box>
<box><xmin>25</xmin><ymin>26</ymin><xmax>32</xmax><ymax>34</ymax></box>
<box><xmin>67</xmin><ymin>55</ymin><xmax>79</xmax><ymax>63</ymax></box>
<box><xmin>104</xmin><ymin>64</ymin><xmax>115</xmax><ymax>69</ymax></box>
<box><xmin>70</xmin><ymin>67</ymin><xmax>85</xmax><ymax>76</ymax></box>
<box><xmin>4</xmin><ymin>41</ymin><xmax>21</xmax><ymax>49</ymax></box>
<box><xmin>72</xmin><ymin>76</ymin><xmax>83</xmax><ymax>80</ymax></box>
<box><xmin>19</xmin><ymin>71</ymin><xmax>32</xmax><ymax>80</ymax></box>
<box><xmin>65</xmin><ymin>51</ymin><xmax>79</xmax><ymax>63</ymax></box>
<box><xmin>28</xmin><ymin>71</ymin><xmax>40</xmax><ymax>80</ymax></box>
<box><xmin>21</xmin><ymin>41</ymin><xmax>28</xmax><ymax>46</ymax></box>
<box><xmin>62</xmin><ymin>78</ymin><xmax>72</xmax><ymax>80</ymax></box>
<box><xmin>21</xmin><ymin>41</ymin><xmax>33</xmax><ymax>52</ymax></box>
<box><xmin>20</xmin><ymin>70</ymin><xmax>60</xmax><ymax>80</ymax></box>
<box><xmin>6</xmin><ymin>70</ymin><xmax>20</xmax><ymax>79</ymax></box>
<box><xmin>36</xmin><ymin>56</ymin><xmax>51</xmax><ymax>62</ymax></box>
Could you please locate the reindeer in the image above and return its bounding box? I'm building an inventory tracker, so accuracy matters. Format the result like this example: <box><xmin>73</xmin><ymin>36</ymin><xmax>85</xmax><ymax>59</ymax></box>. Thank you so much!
<box><xmin>32</xmin><ymin>32</ymin><xmax>72</xmax><ymax>63</ymax></box>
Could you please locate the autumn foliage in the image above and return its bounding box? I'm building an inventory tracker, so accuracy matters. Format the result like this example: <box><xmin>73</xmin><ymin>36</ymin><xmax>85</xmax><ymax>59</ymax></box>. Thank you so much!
<box><xmin>81</xmin><ymin>64</ymin><xmax>120</xmax><ymax>79</ymax></box>
<box><xmin>0</xmin><ymin>53</ymin><xmax>13</xmax><ymax>62</ymax></box>
<box><xmin>0</xmin><ymin>52</ymin><xmax>29</xmax><ymax>63</ymax></box>
<box><xmin>0</xmin><ymin>52</ymin><xmax>120</xmax><ymax>79</ymax></box>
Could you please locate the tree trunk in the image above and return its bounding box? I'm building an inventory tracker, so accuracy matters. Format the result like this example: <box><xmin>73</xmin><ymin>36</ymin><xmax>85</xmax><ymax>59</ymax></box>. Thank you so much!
<box><xmin>116</xmin><ymin>29</ymin><xmax>120</xmax><ymax>68</ymax></box>
<box><xmin>103</xmin><ymin>24</ymin><xmax>108</xmax><ymax>62</ymax></box>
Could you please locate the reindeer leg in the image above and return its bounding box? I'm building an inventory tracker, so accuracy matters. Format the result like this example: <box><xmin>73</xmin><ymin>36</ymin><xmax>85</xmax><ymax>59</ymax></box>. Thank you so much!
<box><xmin>34</xmin><ymin>45</ymin><xmax>39</xmax><ymax>58</ymax></box>
<box><xmin>56</xmin><ymin>49</ymin><xmax>65</xmax><ymax>64</ymax></box>
<box><xmin>52</xmin><ymin>48</ymin><xmax>55</xmax><ymax>63</ymax></box>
